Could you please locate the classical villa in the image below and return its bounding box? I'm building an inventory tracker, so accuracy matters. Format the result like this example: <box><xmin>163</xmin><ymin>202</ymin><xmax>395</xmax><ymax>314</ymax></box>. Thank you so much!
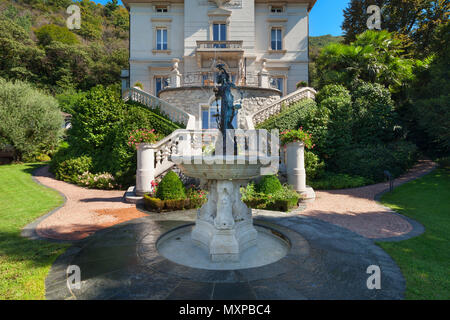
<box><xmin>122</xmin><ymin>0</ymin><xmax>317</xmax><ymax>129</ymax></box>
<box><xmin>122</xmin><ymin>0</ymin><xmax>317</xmax><ymax>201</ymax></box>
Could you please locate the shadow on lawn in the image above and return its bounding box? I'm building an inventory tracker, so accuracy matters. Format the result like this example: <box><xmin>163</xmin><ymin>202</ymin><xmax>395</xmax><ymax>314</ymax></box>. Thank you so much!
<box><xmin>0</xmin><ymin>230</ymin><xmax>68</xmax><ymax>269</ymax></box>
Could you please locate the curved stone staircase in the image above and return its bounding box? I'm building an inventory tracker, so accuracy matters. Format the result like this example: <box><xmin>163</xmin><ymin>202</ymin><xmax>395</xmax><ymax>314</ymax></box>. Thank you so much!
<box><xmin>123</xmin><ymin>86</ymin><xmax>316</xmax><ymax>202</ymax></box>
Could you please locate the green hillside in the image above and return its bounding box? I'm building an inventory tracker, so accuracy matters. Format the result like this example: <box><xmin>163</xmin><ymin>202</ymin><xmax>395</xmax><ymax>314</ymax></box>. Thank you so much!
<box><xmin>310</xmin><ymin>34</ymin><xmax>344</xmax><ymax>59</ymax></box>
<box><xmin>309</xmin><ymin>35</ymin><xmax>344</xmax><ymax>87</ymax></box>
<box><xmin>0</xmin><ymin>0</ymin><xmax>129</xmax><ymax>94</ymax></box>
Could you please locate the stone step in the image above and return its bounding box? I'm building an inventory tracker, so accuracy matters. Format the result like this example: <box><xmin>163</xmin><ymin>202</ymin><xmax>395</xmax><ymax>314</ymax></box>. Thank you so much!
<box><xmin>124</xmin><ymin>186</ymin><xmax>143</xmax><ymax>204</ymax></box>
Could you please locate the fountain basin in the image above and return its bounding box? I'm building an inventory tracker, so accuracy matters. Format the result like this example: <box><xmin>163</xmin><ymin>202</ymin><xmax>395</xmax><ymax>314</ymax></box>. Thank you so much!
<box><xmin>171</xmin><ymin>155</ymin><xmax>278</xmax><ymax>180</ymax></box>
<box><xmin>157</xmin><ymin>224</ymin><xmax>290</xmax><ymax>270</ymax></box>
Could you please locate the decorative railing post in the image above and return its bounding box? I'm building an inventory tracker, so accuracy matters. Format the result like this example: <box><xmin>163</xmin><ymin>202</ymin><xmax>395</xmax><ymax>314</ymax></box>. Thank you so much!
<box><xmin>286</xmin><ymin>141</ymin><xmax>315</xmax><ymax>202</ymax></box>
<box><xmin>136</xmin><ymin>143</ymin><xmax>155</xmax><ymax>196</ymax></box>
<box><xmin>258</xmin><ymin>59</ymin><xmax>270</xmax><ymax>88</ymax></box>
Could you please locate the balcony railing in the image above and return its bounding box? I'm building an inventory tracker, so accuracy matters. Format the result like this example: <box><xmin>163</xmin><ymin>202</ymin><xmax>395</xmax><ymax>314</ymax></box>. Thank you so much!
<box><xmin>182</xmin><ymin>71</ymin><xmax>261</xmax><ymax>87</ymax></box>
<box><xmin>196</xmin><ymin>40</ymin><xmax>243</xmax><ymax>50</ymax></box>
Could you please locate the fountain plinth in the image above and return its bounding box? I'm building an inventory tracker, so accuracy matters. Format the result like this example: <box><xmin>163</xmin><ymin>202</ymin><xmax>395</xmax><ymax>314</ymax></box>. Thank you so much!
<box><xmin>172</xmin><ymin>155</ymin><xmax>275</xmax><ymax>262</ymax></box>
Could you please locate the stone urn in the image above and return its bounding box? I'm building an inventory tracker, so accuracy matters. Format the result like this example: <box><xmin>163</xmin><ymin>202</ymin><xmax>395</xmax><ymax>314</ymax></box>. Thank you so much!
<box><xmin>171</xmin><ymin>154</ymin><xmax>276</xmax><ymax>262</ymax></box>
<box><xmin>285</xmin><ymin>141</ymin><xmax>315</xmax><ymax>202</ymax></box>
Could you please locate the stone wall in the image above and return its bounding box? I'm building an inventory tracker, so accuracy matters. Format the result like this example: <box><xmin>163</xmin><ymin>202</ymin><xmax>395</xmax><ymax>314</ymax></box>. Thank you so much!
<box><xmin>158</xmin><ymin>86</ymin><xmax>281</xmax><ymax>129</ymax></box>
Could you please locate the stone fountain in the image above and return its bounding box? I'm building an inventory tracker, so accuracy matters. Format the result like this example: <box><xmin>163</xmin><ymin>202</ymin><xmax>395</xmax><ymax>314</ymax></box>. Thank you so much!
<box><xmin>166</xmin><ymin>64</ymin><xmax>282</xmax><ymax>265</ymax></box>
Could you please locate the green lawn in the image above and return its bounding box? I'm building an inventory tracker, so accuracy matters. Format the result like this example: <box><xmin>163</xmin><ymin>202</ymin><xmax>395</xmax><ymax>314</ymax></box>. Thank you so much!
<box><xmin>377</xmin><ymin>167</ymin><xmax>450</xmax><ymax>299</ymax></box>
<box><xmin>0</xmin><ymin>163</ymin><xmax>69</xmax><ymax>300</ymax></box>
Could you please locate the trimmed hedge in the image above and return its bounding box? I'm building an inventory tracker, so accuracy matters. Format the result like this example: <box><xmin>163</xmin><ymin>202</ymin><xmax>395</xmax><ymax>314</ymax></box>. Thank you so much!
<box><xmin>144</xmin><ymin>195</ymin><xmax>206</xmax><ymax>213</ymax></box>
<box><xmin>256</xmin><ymin>99</ymin><xmax>318</xmax><ymax>131</ymax></box>
<box><xmin>125</xmin><ymin>101</ymin><xmax>183</xmax><ymax>134</ymax></box>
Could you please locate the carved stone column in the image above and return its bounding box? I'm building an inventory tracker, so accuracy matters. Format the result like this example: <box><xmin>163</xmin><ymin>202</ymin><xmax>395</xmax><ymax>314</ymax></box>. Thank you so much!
<box><xmin>191</xmin><ymin>179</ymin><xmax>257</xmax><ymax>262</ymax></box>
<box><xmin>286</xmin><ymin>141</ymin><xmax>315</xmax><ymax>202</ymax></box>
<box><xmin>136</xmin><ymin>143</ymin><xmax>155</xmax><ymax>196</ymax></box>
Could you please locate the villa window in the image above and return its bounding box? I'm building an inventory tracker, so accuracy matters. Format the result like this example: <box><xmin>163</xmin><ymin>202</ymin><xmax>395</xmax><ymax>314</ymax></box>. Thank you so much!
<box><xmin>155</xmin><ymin>76</ymin><xmax>169</xmax><ymax>95</ymax></box>
<box><xmin>202</xmin><ymin>105</ymin><xmax>220</xmax><ymax>129</ymax></box>
<box><xmin>271</xmin><ymin>28</ymin><xmax>282</xmax><ymax>50</ymax></box>
<box><xmin>155</xmin><ymin>6</ymin><xmax>168</xmax><ymax>13</ymax></box>
<box><xmin>270</xmin><ymin>6</ymin><xmax>284</xmax><ymax>13</ymax></box>
<box><xmin>202</xmin><ymin>101</ymin><xmax>237</xmax><ymax>129</ymax></box>
<box><xmin>271</xmin><ymin>77</ymin><xmax>284</xmax><ymax>94</ymax></box>
<box><xmin>213</xmin><ymin>23</ymin><xmax>227</xmax><ymax>48</ymax></box>
<box><xmin>156</xmin><ymin>28</ymin><xmax>168</xmax><ymax>50</ymax></box>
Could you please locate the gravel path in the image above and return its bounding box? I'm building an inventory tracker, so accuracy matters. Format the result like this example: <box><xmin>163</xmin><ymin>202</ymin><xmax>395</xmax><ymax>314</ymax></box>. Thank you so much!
<box><xmin>33</xmin><ymin>166</ymin><xmax>144</xmax><ymax>240</ymax></box>
<box><xmin>32</xmin><ymin>160</ymin><xmax>436</xmax><ymax>241</ymax></box>
<box><xmin>301</xmin><ymin>160</ymin><xmax>437</xmax><ymax>238</ymax></box>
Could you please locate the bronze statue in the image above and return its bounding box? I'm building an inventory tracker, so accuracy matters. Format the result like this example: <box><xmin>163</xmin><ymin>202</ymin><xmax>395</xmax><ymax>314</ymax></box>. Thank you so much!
<box><xmin>213</xmin><ymin>63</ymin><xmax>242</xmax><ymax>132</ymax></box>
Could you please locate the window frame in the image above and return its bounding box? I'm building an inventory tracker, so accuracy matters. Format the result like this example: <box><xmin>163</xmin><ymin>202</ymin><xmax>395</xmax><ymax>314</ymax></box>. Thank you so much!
<box><xmin>270</xmin><ymin>6</ymin><xmax>284</xmax><ymax>13</ymax></box>
<box><xmin>155</xmin><ymin>5</ymin><xmax>168</xmax><ymax>13</ymax></box>
<box><xmin>154</xmin><ymin>75</ymin><xmax>169</xmax><ymax>95</ymax></box>
<box><xmin>156</xmin><ymin>28</ymin><xmax>168</xmax><ymax>51</ymax></box>
<box><xmin>271</xmin><ymin>27</ymin><xmax>282</xmax><ymax>51</ymax></box>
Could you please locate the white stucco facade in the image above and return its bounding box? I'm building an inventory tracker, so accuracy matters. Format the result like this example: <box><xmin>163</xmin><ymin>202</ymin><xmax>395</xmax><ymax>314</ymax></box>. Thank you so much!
<box><xmin>124</xmin><ymin>0</ymin><xmax>316</xmax><ymax>96</ymax></box>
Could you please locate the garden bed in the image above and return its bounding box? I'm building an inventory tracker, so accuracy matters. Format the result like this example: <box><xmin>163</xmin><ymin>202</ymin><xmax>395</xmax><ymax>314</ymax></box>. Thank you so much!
<box><xmin>143</xmin><ymin>195</ymin><xmax>206</xmax><ymax>213</ymax></box>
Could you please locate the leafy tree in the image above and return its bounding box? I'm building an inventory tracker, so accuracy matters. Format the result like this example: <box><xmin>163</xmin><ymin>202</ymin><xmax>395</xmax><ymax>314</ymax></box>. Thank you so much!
<box><xmin>34</xmin><ymin>24</ymin><xmax>80</xmax><ymax>46</ymax></box>
<box><xmin>0</xmin><ymin>16</ymin><xmax>43</xmax><ymax>82</ymax></box>
<box><xmin>104</xmin><ymin>0</ymin><xmax>119</xmax><ymax>16</ymax></box>
<box><xmin>407</xmin><ymin>22</ymin><xmax>450</xmax><ymax>156</ymax></box>
<box><xmin>316</xmin><ymin>30</ymin><xmax>416</xmax><ymax>93</ymax></box>
<box><xmin>41</xmin><ymin>42</ymin><xmax>92</xmax><ymax>91</ymax></box>
<box><xmin>342</xmin><ymin>0</ymin><xmax>449</xmax><ymax>57</ymax></box>
<box><xmin>342</xmin><ymin>0</ymin><xmax>385</xmax><ymax>44</ymax></box>
<box><xmin>0</xmin><ymin>79</ymin><xmax>63</xmax><ymax>160</ymax></box>
<box><xmin>3</xmin><ymin>5</ymin><xmax>32</xmax><ymax>32</ymax></box>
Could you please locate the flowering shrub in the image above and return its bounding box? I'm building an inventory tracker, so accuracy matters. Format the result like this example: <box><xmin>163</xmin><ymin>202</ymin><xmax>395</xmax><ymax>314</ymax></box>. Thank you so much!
<box><xmin>280</xmin><ymin>127</ymin><xmax>315</xmax><ymax>149</ymax></box>
<box><xmin>77</xmin><ymin>171</ymin><xmax>117</xmax><ymax>190</ymax></box>
<box><xmin>296</xmin><ymin>81</ymin><xmax>308</xmax><ymax>88</ymax></box>
<box><xmin>127</xmin><ymin>129</ymin><xmax>161</xmax><ymax>149</ymax></box>
<box><xmin>186</xmin><ymin>186</ymin><xmax>207</xmax><ymax>200</ymax></box>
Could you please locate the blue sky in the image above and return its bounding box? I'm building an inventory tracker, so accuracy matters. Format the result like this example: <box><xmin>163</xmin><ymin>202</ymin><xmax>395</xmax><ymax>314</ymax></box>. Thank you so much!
<box><xmin>309</xmin><ymin>0</ymin><xmax>351</xmax><ymax>36</ymax></box>
<box><xmin>94</xmin><ymin>0</ymin><xmax>350</xmax><ymax>37</ymax></box>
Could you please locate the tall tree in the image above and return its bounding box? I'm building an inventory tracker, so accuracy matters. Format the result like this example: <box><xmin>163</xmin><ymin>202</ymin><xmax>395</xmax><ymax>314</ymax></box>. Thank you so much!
<box><xmin>342</xmin><ymin>0</ymin><xmax>385</xmax><ymax>44</ymax></box>
<box><xmin>342</xmin><ymin>0</ymin><xmax>449</xmax><ymax>57</ymax></box>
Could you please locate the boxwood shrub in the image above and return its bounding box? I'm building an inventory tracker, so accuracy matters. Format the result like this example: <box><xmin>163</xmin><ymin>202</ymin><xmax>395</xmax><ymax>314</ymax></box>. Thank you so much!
<box><xmin>155</xmin><ymin>170</ymin><xmax>186</xmax><ymax>200</ymax></box>
<box><xmin>256</xmin><ymin>175</ymin><xmax>283</xmax><ymax>194</ymax></box>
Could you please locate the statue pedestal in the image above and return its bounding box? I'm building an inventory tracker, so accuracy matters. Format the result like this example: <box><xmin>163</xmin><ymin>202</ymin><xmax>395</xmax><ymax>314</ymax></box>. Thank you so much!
<box><xmin>191</xmin><ymin>180</ymin><xmax>257</xmax><ymax>262</ymax></box>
